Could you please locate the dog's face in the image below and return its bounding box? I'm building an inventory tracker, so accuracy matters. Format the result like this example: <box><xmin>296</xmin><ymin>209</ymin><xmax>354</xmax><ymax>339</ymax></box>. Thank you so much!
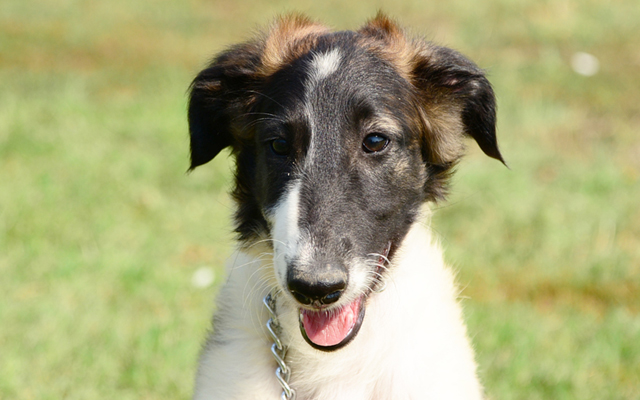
<box><xmin>188</xmin><ymin>14</ymin><xmax>504</xmax><ymax>351</ymax></box>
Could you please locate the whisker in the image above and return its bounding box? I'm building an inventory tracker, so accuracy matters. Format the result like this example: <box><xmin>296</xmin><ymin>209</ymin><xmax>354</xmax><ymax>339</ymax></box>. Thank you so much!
<box><xmin>248</xmin><ymin>280</ymin><xmax>273</xmax><ymax>329</ymax></box>
<box><xmin>367</xmin><ymin>252</ymin><xmax>390</xmax><ymax>264</ymax></box>
<box><xmin>240</xmin><ymin>118</ymin><xmax>279</xmax><ymax>130</ymax></box>
<box><xmin>242</xmin><ymin>263</ymin><xmax>272</xmax><ymax>300</ymax></box>
<box><xmin>235</xmin><ymin>111</ymin><xmax>282</xmax><ymax>120</ymax></box>
<box><xmin>244</xmin><ymin>90</ymin><xmax>286</xmax><ymax>109</ymax></box>
<box><xmin>247</xmin><ymin>238</ymin><xmax>290</xmax><ymax>250</ymax></box>
<box><xmin>364</xmin><ymin>260</ymin><xmax>391</xmax><ymax>273</ymax></box>
<box><xmin>229</xmin><ymin>257</ymin><xmax>264</xmax><ymax>271</ymax></box>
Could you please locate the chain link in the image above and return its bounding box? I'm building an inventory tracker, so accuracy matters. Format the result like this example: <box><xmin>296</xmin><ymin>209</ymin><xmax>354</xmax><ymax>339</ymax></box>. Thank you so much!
<box><xmin>264</xmin><ymin>292</ymin><xmax>296</xmax><ymax>400</ymax></box>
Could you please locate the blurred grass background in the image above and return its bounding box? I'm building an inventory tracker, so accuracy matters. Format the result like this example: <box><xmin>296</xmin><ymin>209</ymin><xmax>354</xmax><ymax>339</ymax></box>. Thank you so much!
<box><xmin>1</xmin><ymin>0</ymin><xmax>639</xmax><ymax>399</ymax></box>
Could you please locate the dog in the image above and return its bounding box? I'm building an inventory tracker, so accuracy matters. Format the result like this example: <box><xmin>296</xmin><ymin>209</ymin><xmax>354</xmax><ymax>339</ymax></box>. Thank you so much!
<box><xmin>187</xmin><ymin>13</ymin><xmax>505</xmax><ymax>400</ymax></box>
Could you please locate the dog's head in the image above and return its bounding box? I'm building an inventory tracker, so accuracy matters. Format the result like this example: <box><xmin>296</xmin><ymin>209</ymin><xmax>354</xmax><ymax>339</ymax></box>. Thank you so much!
<box><xmin>188</xmin><ymin>14</ymin><xmax>504</xmax><ymax>351</ymax></box>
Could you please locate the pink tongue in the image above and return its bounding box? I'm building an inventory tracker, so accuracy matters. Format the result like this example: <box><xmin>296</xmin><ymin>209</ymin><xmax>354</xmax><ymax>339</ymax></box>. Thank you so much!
<box><xmin>301</xmin><ymin>298</ymin><xmax>361</xmax><ymax>347</ymax></box>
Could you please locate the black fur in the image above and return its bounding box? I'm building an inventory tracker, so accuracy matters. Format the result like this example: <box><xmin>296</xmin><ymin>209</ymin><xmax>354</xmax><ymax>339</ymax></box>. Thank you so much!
<box><xmin>414</xmin><ymin>46</ymin><xmax>504</xmax><ymax>164</ymax></box>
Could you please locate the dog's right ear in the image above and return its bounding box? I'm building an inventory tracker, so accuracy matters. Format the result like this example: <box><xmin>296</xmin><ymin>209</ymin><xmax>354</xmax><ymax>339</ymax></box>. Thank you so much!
<box><xmin>187</xmin><ymin>42</ymin><xmax>263</xmax><ymax>170</ymax></box>
<box><xmin>188</xmin><ymin>15</ymin><xmax>330</xmax><ymax>171</ymax></box>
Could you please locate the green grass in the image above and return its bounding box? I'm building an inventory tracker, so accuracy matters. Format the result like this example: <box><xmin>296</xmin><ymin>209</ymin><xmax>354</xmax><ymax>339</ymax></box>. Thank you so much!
<box><xmin>1</xmin><ymin>0</ymin><xmax>639</xmax><ymax>398</ymax></box>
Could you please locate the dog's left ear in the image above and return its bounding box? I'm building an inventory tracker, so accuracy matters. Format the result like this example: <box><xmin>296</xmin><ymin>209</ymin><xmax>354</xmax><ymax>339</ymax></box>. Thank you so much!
<box><xmin>411</xmin><ymin>45</ymin><xmax>505</xmax><ymax>166</ymax></box>
<box><xmin>187</xmin><ymin>41</ymin><xmax>264</xmax><ymax>170</ymax></box>
<box><xmin>359</xmin><ymin>14</ymin><xmax>505</xmax><ymax>166</ymax></box>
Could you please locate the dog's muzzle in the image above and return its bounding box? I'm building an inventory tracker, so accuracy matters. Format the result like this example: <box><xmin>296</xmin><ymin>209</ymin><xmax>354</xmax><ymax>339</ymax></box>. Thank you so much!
<box><xmin>287</xmin><ymin>262</ymin><xmax>347</xmax><ymax>307</ymax></box>
<box><xmin>286</xmin><ymin>242</ymin><xmax>392</xmax><ymax>352</ymax></box>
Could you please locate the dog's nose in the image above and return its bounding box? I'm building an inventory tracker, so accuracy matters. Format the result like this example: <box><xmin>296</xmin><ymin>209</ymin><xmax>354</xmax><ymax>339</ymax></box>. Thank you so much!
<box><xmin>287</xmin><ymin>263</ymin><xmax>347</xmax><ymax>306</ymax></box>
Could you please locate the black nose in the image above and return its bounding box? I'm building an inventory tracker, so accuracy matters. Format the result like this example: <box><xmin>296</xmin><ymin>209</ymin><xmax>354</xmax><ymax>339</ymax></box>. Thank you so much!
<box><xmin>287</xmin><ymin>263</ymin><xmax>347</xmax><ymax>306</ymax></box>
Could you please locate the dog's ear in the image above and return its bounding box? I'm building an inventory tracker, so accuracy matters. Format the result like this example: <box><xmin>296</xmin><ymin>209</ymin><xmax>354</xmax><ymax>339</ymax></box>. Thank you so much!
<box><xmin>188</xmin><ymin>14</ymin><xmax>330</xmax><ymax>171</ymax></box>
<box><xmin>359</xmin><ymin>14</ymin><xmax>505</xmax><ymax>167</ymax></box>
<box><xmin>410</xmin><ymin>45</ymin><xmax>505</xmax><ymax>166</ymax></box>
<box><xmin>187</xmin><ymin>41</ymin><xmax>263</xmax><ymax>170</ymax></box>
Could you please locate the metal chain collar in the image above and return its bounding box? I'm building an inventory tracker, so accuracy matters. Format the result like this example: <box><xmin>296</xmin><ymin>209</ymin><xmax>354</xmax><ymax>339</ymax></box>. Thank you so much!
<box><xmin>263</xmin><ymin>292</ymin><xmax>296</xmax><ymax>400</ymax></box>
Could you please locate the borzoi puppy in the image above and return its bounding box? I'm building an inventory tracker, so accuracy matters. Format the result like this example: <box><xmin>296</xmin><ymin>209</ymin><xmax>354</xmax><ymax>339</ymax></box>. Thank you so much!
<box><xmin>187</xmin><ymin>13</ymin><xmax>505</xmax><ymax>400</ymax></box>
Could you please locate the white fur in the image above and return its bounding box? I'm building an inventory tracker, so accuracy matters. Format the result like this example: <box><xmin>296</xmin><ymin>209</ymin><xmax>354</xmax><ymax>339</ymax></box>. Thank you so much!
<box><xmin>269</xmin><ymin>180</ymin><xmax>303</xmax><ymax>288</ymax></box>
<box><xmin>308</xmin><ymin>49</ymin><xmax>342</xmax><ymax>83</ymax></box>
<box><xmin>193</xmin><ymin>217</ymin><xmax>483</xmax><ymax>400</ymax></box>
<box><xmin>303</xmin><ymin>49</ymin><xmax>342</xmax><ymax>166</ymax></box>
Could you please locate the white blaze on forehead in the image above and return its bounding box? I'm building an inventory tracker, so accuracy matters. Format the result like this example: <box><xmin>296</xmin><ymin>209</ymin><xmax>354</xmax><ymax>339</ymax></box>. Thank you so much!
<box><xmin>308</xmin><ymin>48</ymin><xmax>342</xmax><ymax>84</ymax></box>
<box><xmin>304</xmin><ymin>48</ymin><xmax>343</xmax><ymax>168</ymax></box>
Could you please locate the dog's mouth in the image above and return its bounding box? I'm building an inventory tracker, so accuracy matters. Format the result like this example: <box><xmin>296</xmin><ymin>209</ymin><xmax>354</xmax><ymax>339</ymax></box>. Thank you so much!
<box><xmin>299</xmin><ymin>296</ymin><xmax>365</xmax><ymax>351</ymax></box>
<box><xmin>297</xmin><ymin>241</ymin><xmax>392</xmax><ymax>352</ymax></box>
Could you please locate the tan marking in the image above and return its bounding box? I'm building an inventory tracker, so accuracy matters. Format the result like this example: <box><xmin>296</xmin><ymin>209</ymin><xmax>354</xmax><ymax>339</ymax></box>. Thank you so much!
<box><xmin>362</xmin><ymin>114</ymin><xmax>402</xmax><ymax>136</ymax></box>
<box><xmin>358</xmin><ymin>12</ymin><xmax>467</xmax><ymax>165</ymax></box>
<box><xmin>257</xmin><ymin>14</ymin><xmax>330</xmax><ymax>77</ymax></box>
<box><xmin>357</xmin><ymin>12</ymin><xmax>419</xmax><ymax>81</ymax></box>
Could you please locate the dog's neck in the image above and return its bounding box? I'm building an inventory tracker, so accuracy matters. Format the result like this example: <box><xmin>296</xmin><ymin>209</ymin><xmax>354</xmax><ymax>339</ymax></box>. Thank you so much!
<box><xmin>264</xmin><ymin>291</ymin><xmax>296</xmax><ymax>399</ymax></box>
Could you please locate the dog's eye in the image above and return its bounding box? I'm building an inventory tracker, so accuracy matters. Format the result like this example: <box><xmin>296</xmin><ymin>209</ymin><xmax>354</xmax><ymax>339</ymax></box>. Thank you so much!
<box><xmin>270</xmin><ymin>138</ymin><xmax>290</xmax><ymax>156</ymax></box>
<box><xmin>362</xmin><ymin>134</ymin><xmax>390</xmax><ymax>153</ymax></box>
